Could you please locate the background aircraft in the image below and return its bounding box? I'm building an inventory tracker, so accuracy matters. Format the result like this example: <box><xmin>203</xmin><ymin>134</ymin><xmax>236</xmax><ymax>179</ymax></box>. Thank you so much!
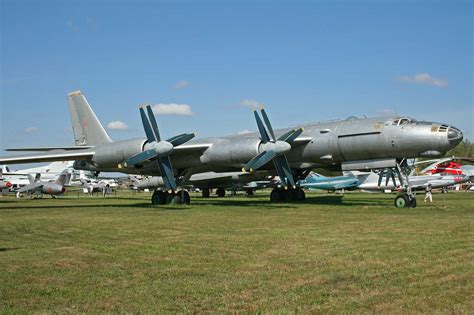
<box><xmin>299</xmin><ymin>172</ymin><xmax>359</xmax><ymax>191</ymax></box>
<box><xmin>0</xmin><ymin>170</ymin><xmax>12</xmax><ymax>191</ymax></box>
<box><xmin>1</xmin><ymin>161</ymin><xmax>74</xmax><ymax>188</ymax></box>
<box><xmin>16</xmin><ymin>170</ymin><xmax>72</xmax><ymax>198</ymax></box>
<box><xmin>0</xmin><ymin>91</ymin><xmax>464</xmax><ymax>206</ymax></box>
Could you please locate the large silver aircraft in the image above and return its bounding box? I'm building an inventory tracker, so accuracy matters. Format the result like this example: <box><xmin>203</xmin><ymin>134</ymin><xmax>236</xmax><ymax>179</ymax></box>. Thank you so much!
<box><xmin>0</xmin><ymin>91</ymin><xmax>463</xmax><ymax>205</ymax></box>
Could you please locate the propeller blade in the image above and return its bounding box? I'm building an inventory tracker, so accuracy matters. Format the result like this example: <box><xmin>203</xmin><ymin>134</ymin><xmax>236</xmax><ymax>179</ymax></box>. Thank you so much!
<box><xmin>167</xmin><ymin>133</ymin><xmax>195</xmax><ymax>147</ymax></box>
<box><xmin>277</xmin><ymin>129</ymin><xmax>296</xmax><ymax>142</ymax></box>
<box><xmin>260</xmin><ymin>108</ymin><xmax>276</xmax><ymax>141</ymax></box>
<box><xmin>282</xmin><ymin>128</ymin><xmax>304</xmax><ymax>143</ymax></box>
<box><xmin>140</xmin><ymin>107</ymin><xmax>157</xmax><ymax>142</ymax></box>
<box><xmin>254</xmin><ymin>111</ymin><xmax>270</xmax><ymax>143</ymax></box>
<box><xmin>274</xmin><ymin>155</ymin><xmax>296</xmax><ymax>187</ymax></box>
<box><xmin>146</xmin><ymin>105</ymin><xmax>161</xmax><ymax>141</ymax></box>
<box><xmin>157</xmin><ymin>156</ymin><xmax>177</xmax><ymax>191</ymax></box>
<box><xmin>243</xmin><ymin>150</ymin><xmax>276</xmax><ymax>172</ymax></box>
<box><xmin>122</xmin><ymin>149</ymin><xmax>158</xmax><ymax>167</ymax></box>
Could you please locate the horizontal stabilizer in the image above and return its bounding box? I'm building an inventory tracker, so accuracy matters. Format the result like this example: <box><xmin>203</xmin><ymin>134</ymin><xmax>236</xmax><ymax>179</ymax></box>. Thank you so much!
<box><xmin>0</xmin><ymin>150</ymin><xmax>94</xmax><ymax>164</ymax></box>
<box><xmin>6</xmin><ymin>146</ymin><xmax>94</xmax><ymax>152</ymax></box>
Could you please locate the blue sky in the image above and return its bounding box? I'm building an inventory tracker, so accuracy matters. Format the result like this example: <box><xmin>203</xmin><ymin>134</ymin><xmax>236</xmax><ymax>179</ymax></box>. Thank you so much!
<box><xmin>1</xmin><ymin>0</ymin><xmax>472</xmax><ymax>152</ymax></box>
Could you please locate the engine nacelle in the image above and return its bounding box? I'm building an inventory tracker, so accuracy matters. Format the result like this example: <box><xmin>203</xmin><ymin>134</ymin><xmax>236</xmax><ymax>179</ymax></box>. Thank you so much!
<box><xmin>201</xmin><ymin>136</ymin><xmax>260</xmax><ymax>165</ymax></box>
<box><xmin>42</xmin><ymin>183</ymin><xmax>65</xmax><ymax>195</ymax></box>
<box><xmin>91</xmin><ymin>139</ymin><xmax>147</xmax><ymax>168</ymax></box>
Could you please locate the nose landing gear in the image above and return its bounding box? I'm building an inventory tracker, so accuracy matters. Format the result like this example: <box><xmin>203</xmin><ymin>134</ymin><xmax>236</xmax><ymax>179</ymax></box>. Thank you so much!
<box><xmin>394</xmin><ymin>193</ymin><xmax>417</xmax><ymax>208</ymax></box>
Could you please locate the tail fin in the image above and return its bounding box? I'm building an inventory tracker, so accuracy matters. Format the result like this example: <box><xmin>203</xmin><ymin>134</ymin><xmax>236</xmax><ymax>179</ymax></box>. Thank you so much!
<box><xmin>67</xmin><ymin>90</ymin><xmax>112</xmax><ymax>146</ymax></box>
<box><xmin>56</xmin><ymin>170</ymin><xmax>72</xmax><ymax>186</ymax></box>
<box><xmin>27</xmin><ymin>173</ymin><xmax>41</xmax><ymax>184</ymax></box>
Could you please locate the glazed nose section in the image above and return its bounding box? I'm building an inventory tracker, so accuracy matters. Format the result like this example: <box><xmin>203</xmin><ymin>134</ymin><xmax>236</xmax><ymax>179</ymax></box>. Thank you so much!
<box><xmin>448</xmin><ymin>126</ymin><xmax>463</xmax><ymax>146</ymax></box>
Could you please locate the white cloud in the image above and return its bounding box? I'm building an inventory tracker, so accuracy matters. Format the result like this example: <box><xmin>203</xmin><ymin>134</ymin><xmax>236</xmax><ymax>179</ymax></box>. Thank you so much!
<box><xmin>237</xmin><ymin>129</ymin><xmax>253</xmax><ymax>135</ymax></box>
<box><xmin>107</xmin><ymin>121</ymin><xmax>129</xmax><ymax>131</ymax></box>
<box><xmin>66</xmin><ymin>20</ymin><xmax>79</xmax><ymax>33</ymax></box>
<box><xmin>240</xmin><ymin>99</ymin><xmax>263</xmax><ymax>109</ymax></box>
<box><xmin>24</xmin><ymin>127</ymin><xmax>39</xmax><ymax>133</ymax></box>
<box><xmin>152</xmin><ymin>103</ymin><xmax>194</xmax><ymax>116</ymax></box>
<box><xmin>174</xmin><ymin>80</ymin><xmax>189</xmax><ymax>89</ymax></box>
<box><xmin>397</xmin><ymin>73</ymin><xmax>448</xmax><ymax>88</ymax></box>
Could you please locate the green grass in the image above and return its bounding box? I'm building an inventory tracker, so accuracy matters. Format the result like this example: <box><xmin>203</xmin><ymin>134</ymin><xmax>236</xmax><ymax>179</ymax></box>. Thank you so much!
<box><xmin>0</xmin><ymin>191</ymin><xmax>473</xmax><ymax>313</ymax></box>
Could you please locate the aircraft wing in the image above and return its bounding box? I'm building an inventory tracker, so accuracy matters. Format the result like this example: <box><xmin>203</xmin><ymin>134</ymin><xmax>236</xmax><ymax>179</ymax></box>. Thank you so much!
<box><xmin>0</xmin><ymin>150</ymin><xmax>94</xmax><ymax>164</ymax></box>
<box><xmin>6</xmin><ymin>146</ymin><xmax>93</xmax><ymax>152</ymax></box>
<box><xmin>17</xmin><ymin>182</ymin><xmax>43</xmax><ymax>193</ymax></box>
<box><xmin>173</xmin><ymin>143</ymin><xmax>212</xmax><ymax>152</ymax></box>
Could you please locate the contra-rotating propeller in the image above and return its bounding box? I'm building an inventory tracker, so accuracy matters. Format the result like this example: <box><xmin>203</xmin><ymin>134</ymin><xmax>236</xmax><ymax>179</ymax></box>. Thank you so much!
<box><xmin>118</xmin><ymin>105</ymin><xmax>195</xmax><ymax>191</ymax></box>
<box><xmin>242</xmin><ymin>108</ymin><xmax>303</xmax><ymax>188</ymax></box>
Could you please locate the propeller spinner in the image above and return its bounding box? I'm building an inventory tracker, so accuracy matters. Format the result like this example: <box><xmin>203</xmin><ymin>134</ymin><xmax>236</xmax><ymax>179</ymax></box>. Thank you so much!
<box><xmin>242</xmin><ymin>108</ymin><xmax>303</xmax><ymax>188</ymax></box>
<box><xmin>118</xmin><ymin>105</ymin><xmax>195</xmax><ymax>191</ymax></box>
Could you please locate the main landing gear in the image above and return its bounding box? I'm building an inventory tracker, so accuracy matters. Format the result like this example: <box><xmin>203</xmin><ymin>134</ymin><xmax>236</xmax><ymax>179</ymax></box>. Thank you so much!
<box><xmin>151</xmin><ymin>190</ymin><xmax>191</xmax><ymax>205</ymax></box>
<box><xmin>270</xmin><ymin>187</ymin><xmax>305</xmax><ymax>202</ymax></box>
<box><xmin>394</xmin><ymin>193</ymin><xmax>417</xmax><ymax>208</ymax></box>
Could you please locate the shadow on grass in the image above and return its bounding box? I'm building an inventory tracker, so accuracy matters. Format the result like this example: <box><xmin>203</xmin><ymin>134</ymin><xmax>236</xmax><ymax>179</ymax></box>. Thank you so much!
<box><xmin>1</xmin><ymin>194</ymin><xmax>393</xmax><ymax>210</ymax></box>
<box><xmin>0</xmin><ymin>247</ymin><xmax>20</xmax><ymax>252</ymax></box>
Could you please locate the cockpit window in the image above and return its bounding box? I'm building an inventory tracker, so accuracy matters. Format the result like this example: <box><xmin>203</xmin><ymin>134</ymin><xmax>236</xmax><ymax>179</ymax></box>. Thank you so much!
<box><xmin>389</xmin><ymin>117</ymin><xmax>415</xmax><ymax>126</ymax></box>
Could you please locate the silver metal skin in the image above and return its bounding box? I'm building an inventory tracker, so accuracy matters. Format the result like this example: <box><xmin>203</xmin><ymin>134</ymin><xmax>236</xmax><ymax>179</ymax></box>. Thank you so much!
<box><xmin>0</xmin><ymin>92</ymin><xmax>464</xmax><ymax>181</ymax></box>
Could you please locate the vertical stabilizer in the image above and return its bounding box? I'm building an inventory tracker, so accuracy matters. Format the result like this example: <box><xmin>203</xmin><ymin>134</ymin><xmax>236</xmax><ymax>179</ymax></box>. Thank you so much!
<box><xmin>68</xmin><ymin>91</ymin><xmax>112</xmax><ymax>146</ymax></box>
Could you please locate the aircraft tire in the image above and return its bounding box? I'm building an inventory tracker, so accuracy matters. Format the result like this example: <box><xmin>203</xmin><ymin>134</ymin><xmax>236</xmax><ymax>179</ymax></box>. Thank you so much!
<box><xmin>176</xmin><ymin>190</ymin><xmax>191</xmax><ymax>205</ymax></box>
<box><xmin>285</xmin><ymin>188</ymin><xmax>296</xmax><ymax>201</ymax></box>
<box><xmin>216</xmin><ymin>188</ymin><xmax>226</xmax><ymax>198</ymax></box>
<box><xmin>270</xmin><ymin>188</ymin><xmax>280</xmax><ymax>202</ymax></box>
<box><xmin>408</xmin><ymin>196</ymin><xmax>417</xmax><ymax>208</ymax></box>
<box><xmin>202</xmin><ymin>188</ymin><xmax>210</xmax><ymax>198</ymax></box>
<box><xmin>246</xmin><ymin>189</ymin><xmax>254</xmax><ymax>196</ymax></box>
<box><xmin>394</xmin><ymin>194</ymin><xmax>408</xmax><ymax>208</ymax></box>
<box><xmin>152</xmin><ymin>190</ymin><xmax>164</xmax><ymax>205</ymax></box>
<box><xmin>296</xmin><ymin>188</ymin><xmax>306</xmax><ymax>201</ymax></box>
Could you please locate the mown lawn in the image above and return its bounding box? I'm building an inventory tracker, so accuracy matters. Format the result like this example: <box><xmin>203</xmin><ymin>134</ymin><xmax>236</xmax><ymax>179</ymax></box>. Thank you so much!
<box><xmin>0</xmin><ymin>191</ymin><xmax>473</xmax><ymax>313</ymax></box>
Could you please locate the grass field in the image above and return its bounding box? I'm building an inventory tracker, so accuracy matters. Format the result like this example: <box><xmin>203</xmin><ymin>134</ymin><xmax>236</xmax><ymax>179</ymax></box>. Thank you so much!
<box><xmin>0</xmin><ymin>191</ymin><xmax>473</xmax><ymax>313</ymax></box>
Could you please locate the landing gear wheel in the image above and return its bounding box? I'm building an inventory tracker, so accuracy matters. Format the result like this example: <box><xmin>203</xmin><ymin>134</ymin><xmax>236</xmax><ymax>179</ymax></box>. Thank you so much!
<box><xmin>285</xmin><ymin>188</ymin><xmax>296</xmax><ymax>201</ymax></box>
<box><xmin>202</xmin><ymin>188</ymin><xmax>210</xmax><ymax>198</ymax></box>
<box><xmin>270</xmin><ymin>188</ymin><xmax>287</xmax><ymax>202</ymax></box>
<box><xmin>295</xmin><ymin>188</ymin><xmax>306</xmax><ymax>201</ymax></box>
<box><xmin>175</xmin><ymin>190</ymin><xmax>191</xmax><ymax>205</ymax></box>
<box><xmin>408</xmin><ymin>195</ymin><xmax>417</xmax><ymax>208</ymax></box>
<box><xmin>270</xmin><ymin>188</ymin><xmax>280</xmax><ymax>202</ymax></box>
<box><xmin>216</xmin><ymin>188</ymin><xmax>226</xmax><ymax>198</ymax></box>
<box><xmin>394</xmin><ymin>194</ymin><xmax>408</xmax><ymax>208</ymax></box>
<box><xmin>152</xmin><ymin>190</ymin><xmax>164</xmax><ymax>205</ymax></box>
<box><xmin>246</xmin><ymin>189</ymin><xmax>254</xmax><ymax>196</ymax></box>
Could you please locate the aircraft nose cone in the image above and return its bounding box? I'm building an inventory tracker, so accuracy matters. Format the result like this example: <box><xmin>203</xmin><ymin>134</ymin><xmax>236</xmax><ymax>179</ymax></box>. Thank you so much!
<box><xmin>448</xmin><ymin>126</ymin><xmax>463</xmax><ymax>146</ymax></box>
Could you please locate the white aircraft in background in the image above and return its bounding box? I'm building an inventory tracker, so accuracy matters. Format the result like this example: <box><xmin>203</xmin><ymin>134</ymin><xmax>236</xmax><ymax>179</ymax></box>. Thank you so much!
<box><xmin>1</xmin><ymin>161</ymin><xmax>75</xmax><ymax>188</ymax></box>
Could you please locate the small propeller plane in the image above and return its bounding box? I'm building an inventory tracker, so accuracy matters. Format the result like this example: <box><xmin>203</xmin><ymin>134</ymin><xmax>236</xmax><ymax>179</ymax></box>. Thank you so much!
<box><xmin>0</xmin><ymin>91</ymin><xmax>464</xmax><ymax>206</ymax></box>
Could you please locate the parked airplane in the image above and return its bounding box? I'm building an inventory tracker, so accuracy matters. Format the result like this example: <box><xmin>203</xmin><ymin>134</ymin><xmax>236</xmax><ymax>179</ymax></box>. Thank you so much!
<box><xmin>0</xmin><ymin>170</ymin><xmax>12</xmax><ymax>190</ymax></box>
<box><xmin>0</xmin><ymin>91</ymin><xmax>464</xmax><ymax>206</ymax></box>
<box><xmin>16</xmin><ymin>170</ymin><xmax>72</xmax><ymax>198</ymax></box>
<box><xmin>299</xmin><ymin>172</ymin><xmax>359</xmax><ymax>191</ymax></box>
<box><xmin>351</xmin><ymin>171</ymin><xmax>471</xmax><ymax>207</ymax></box>
<box><xmin>1</xmin><ymin>161</ymin><xmax>74</xmax><ymax>188</ymax></box>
